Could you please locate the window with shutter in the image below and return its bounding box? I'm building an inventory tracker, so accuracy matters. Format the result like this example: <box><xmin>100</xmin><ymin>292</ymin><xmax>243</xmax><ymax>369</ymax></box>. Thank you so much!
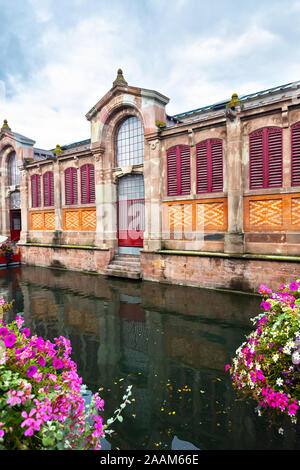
<box><xmin>291</xmin><ymin>122</ymin><xmax>300</xmax><ymax>186</ymax></box>
<box><xmin>81</xmin><ymin>164</ymin><xmax>95</xmax><ymax>204</ymax></box>
<box><xmin>249</xmin><ymin>127</ymin><xmax>282</xmax><ymax>189</ymax></box>
<box><xmin>196</xmin><ymin>139</ymin><xmax>223</xmax><ymax>193</ymax></box>
<box><xmin>43</xmin><ymin>171</ymin><xmax>54</xmax><ymax>207</ymax></box>
<box><xmin>65</xmin><ymin>168</ymin><xmax>78</xmax><ymax>205</ymax></box>
<box><xmin>31</xmin><ymin>174</ymin><xmax>41</xmax><ymax>208</ymax></box>
<box><xmin>167</xmin><ymin>145</ymin><xmax>191</xmax><ymax>196</ymax></box>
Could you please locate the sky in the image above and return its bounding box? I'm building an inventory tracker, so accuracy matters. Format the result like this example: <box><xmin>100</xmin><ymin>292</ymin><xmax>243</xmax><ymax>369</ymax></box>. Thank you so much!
<box><xmin>1</xmin><ymin>0</ymin><xmax>300</xmax><ymax>149</ymax></box>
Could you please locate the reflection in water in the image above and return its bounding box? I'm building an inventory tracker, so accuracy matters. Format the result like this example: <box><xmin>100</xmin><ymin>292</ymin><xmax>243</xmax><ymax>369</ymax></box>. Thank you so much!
<box><xmin>1</xmin><ymin>266</ymin><xmax>299</xmax><ymax>450</ymax></box>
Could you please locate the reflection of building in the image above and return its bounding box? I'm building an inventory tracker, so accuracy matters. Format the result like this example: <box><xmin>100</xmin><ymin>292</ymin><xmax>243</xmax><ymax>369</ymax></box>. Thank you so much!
<box><xmin>3</xmin><ymin>71</ymin><xmax>300</xmax><ymax>290</ymax></box>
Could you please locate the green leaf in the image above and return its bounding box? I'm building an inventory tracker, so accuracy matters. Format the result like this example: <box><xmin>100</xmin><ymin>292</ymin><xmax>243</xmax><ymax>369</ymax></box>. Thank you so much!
<box><xmin>117</xmin><ymin>416</ymin><xmax>123</xmax><ymax>422</ymax></box>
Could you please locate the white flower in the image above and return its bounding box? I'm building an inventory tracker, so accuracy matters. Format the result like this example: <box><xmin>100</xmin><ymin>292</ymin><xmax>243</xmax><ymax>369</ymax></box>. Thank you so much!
<box><xmin>272</xmin><ymin>353</ymin><xmax>279</xmax><ymax>362</ymax></box>
<box><xmin>276</xmin><ymin>378</ymin><xmax>284</xmax><ymax>387</ymax></box>
<box><xmin>278</xmin><ymin>428</ymin><xmax>284</xmax><ymax>435</ymax></box>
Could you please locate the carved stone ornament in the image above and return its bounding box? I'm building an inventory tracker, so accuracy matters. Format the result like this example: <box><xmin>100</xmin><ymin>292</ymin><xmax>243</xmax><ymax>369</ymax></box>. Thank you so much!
<box><xmin>113</xmin><ymin>165</ymin><xmax>143</xmax><ymax>183</ymax></box>
<box><xmin>149</xmin><ymin>139</ymin><xmax>160</xmax><ymax>151</ymax></box>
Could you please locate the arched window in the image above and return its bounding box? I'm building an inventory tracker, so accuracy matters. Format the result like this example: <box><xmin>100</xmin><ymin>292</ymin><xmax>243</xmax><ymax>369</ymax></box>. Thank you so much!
<box><xmin>167</xmin><ymin>145</ymin><xmax>191</xmax><ymax>196</ymax></box>
<box><xmin>196</xmin><ymin>139</ymin><xmax>223</xmax><ymax>193</ymax></box>
<box><xmin>115</xmin><ymin>116</ymin><xmax>144</xmax><ymax>167</ymax></box>
<box><xmin>43</xmin><ymin>171</ymin><xmax>54</xmax><ymax>207</ymax></box>
<box><xmin>31</xmin><ymin>174</ymin><xmax>41</xmax><ymax>208</ymax></box>
<box><xmin>80</xmin><ymin>164</ymin><xmax>95</xmax><ymax>204</ymax></box>
<box><xmin>65</xmin><ymin>167</ymin><xmax>78</xmax><ymax>205</ymax></box>
<box><xmin>8</xmin><ymin>152</ymin><xmax>20</xmax><ymax>186</ymax></box>
<box><xmin>249</xmin><ymin>127</ymin><xmax>282</xmax><ymax>189</ymax></box>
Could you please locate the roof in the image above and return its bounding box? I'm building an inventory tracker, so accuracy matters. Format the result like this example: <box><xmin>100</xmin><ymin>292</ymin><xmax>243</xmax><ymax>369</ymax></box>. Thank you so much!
<box><xmin>171</xmin><ymin>81</ymin><xmax>300</xmax><ymax>120</ymax></box>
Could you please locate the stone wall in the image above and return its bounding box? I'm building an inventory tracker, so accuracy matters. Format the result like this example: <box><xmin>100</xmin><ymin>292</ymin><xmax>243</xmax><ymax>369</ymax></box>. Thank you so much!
<box><xmin>19</xmin><ymin>243</ymin><xmax>111</xmax><ymax>273</ymax></box>
<box><xmin>141</xmin><ymin>250</ymin><xmax>300</xmax><ymax>293</ymax></box>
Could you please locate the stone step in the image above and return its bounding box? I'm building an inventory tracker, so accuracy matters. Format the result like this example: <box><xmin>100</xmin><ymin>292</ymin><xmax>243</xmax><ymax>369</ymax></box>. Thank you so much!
<box><xmin>103</xmin><ymin>255</ymin><xmax>142</xmax><ymax>280</ymax></box>
<box><xmin>103</xmin><ymin>266</ymin><xmax>141</xmax><ymax>279</ymax></box>
<box><xmin>111</xmin><ymin>258</ymin><xmax>141</xmax><ymax>267</ymax></box>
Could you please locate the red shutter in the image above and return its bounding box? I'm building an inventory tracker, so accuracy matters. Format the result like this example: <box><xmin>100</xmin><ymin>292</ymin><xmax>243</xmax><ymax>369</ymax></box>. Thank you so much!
<box><xmin>81</xmin><ymin>165</ymin><xmax>88</xmax><ymax>204</ymax></box>
<box><xmin>196</xmin><ymin>141</ymin><xmax>209</xmax><ymax>193</ymax></box>
<box><xmin>65</xmin><ymin>169</ymin><xmax>72</xmax><ymax>205</ymax></box>
<box><xmin>43</xmin><ymin>172</ymin><xmax>54</xmax><ymax>207</ymax></box>
<box><xmin>249</xmin><ymin>129</ymin><xmax>264</xmax><ymax>189</ymax></box>
<box><xmin>267</xmin><ymin>127</ymin><xmax>282</xmax><ymax>187</ymax></box>
<box><xmin>167</xmin><ymin>147</ymin><xmax>178</xmax><ymax>196</ymax></box>
<box><xmin>211</xmin><ymin>139</ymin><xmax>223</xmax><ymax>192</ymax></box>
<box><xmin>88</xmin><ymin>164</ymin><xmax>95</xmax><ymax>203</ymax></box>
<box><xmin>65</xmin><ymin>168</ymin><xmax>78</xmax><ymax>205</ymax></box>
<box><xmin>196</xmin><ymin>139</ymin><xmax>223</xmax><ymax>193</ymax></box>
<box><xmin>81</xmin><ymin>164</ymin><xmax>95</xmax><ymax>204</ymax></box>
<box><xmin>31</xmin><ymin>174</ymin><xmax>41</xmax><ymax>208</ymax></box>
<box><xmin>292</xmin><ymin>122</ymin><xmax>300</xmax><ymax>186</ymax></box>
<box><xmin>180</xmin><ymin>145</ymin><xmax>191</xmax><ymax>195</ymax></box>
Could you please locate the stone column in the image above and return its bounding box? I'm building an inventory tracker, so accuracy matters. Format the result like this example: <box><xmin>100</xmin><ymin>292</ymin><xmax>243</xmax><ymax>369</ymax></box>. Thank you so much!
<box><xmin>224</xmin><ymin>96</ymin><xmax>244</xmax><ymax>254</ymax></box>
<box><xmin>19</xmin><ymin>167</ymin><xmax>29</xmax><ymax>244</ymax></box>
<box><xmin>93</xmin><ymin>144</ymin><xmax>117</xmax><ymax>251</ymax></box>
<box><xmin>53</xmin><ymin>160</ymin><xmax>63</xmax><ymax>236</ymax></box>
<box><xmin>143</xmin><ymin>135</ymin><xmax>163</xmax><ymax>252</ymax></box>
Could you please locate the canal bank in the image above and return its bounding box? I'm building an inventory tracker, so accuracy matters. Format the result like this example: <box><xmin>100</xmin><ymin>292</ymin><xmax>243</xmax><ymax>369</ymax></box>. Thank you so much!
<box><xmin>19</xmin><ymin>242</ymin><xmax>300</xmax><ymax>293</ymax></box>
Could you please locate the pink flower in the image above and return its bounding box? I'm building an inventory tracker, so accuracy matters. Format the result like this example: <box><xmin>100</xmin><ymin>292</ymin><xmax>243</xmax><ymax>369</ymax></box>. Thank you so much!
<box><xmin>37</xmin><ymin>355</ymin><xmax>46</xmax><ymax>367</ymax></box>
<box><xmin>53</xmin><ymin>358</ymin><xmax>64</xmax><ymax>370</ymax></box>
<box><xmin>4</xmin><ymin>333</ymin><xmax>16</xmax><ymax>348</ymax></box>
<box><xmin>15</xmin><ymin>316</ymin><xmax>24</xmax><ymax>329</ymax></box>
<box><xmin>22</xmin><ymin>328</ymin><xmax>30</xmax><ymax>337</ymax></box>
<box><xmin>6</xmin><ymin>389</ymin><xmax>25</xmax><ymax>406</ymax></box>
<box><xmin>27</xmin><ymin>365</ymin><xmax>38</xmax><ymax>378</ymax></box>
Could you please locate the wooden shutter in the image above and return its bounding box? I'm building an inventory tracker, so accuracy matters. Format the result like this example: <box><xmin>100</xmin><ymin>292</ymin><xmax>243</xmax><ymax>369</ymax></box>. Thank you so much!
<box><xmin>65</xmin><ymin>168</ymin><xmax>78</xmax><ymax>205</ymax></box>
<box><xmin>81</xmin><ymin>164</ymin><xmax>95</xmax><ymax>204</ymax></box>
<box><xmin>249</xmin><ymin>129</ymin><xmax>264</xmax><ymax>189</ymax></box>
<box><xmin>196</xmin><ymin>139</ymin><xmax>223</xmax><ymax>193</ymax></box>
<box><xmin>211</xmin><ymin>139</ymin><xmax>223</xmax><ymax>191</ymax></box>
<box><xmin>180</xmin><ymin>145</ymin><xmax>191</xmax><ymax>195</ymax></box>
<box><xmin>31</xmin><ymin>174</ymin><xmax>41</xmax><ymax>208</ymax></box>
<box><xmin>292</xmin><ymin>122</ymin><xmax>300</xmax><ymax>186</ymax></box>
<box><xmin>167</xmin><ymin>147</ymin><xmax>178</xmax><ymax>196</ymax></box>
<box><xmin>167</xmin><ymin>145</ymin><xmax>191</xmax><ymax>196</ymax></box>
<box><xmin>267</xmin><ymin>127</ymin><xmax>282</xmax><ymax>187</ymax></box>
<box><xmin>43</xmin><ymin>172</ymin><xmax>54</xmax><ymax>207</ymax></box>
<box><xmin>250</xmin><ymin>127</ymin><xmax>282</xmax><ymax>189</ymax></box>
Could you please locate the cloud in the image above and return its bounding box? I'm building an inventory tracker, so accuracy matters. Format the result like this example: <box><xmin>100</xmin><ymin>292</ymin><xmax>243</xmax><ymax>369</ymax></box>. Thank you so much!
<box><xmin>1</xmin><ymin>0</ymin><xmax>300</xmax><ymax>148</ymax></box>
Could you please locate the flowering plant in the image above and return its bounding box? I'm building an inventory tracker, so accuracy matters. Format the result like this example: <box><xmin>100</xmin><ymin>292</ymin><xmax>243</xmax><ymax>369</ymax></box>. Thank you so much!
<box><xmin>0</xmin><ymin>243</ymin><xmax>13</xmax><ymax>255</ymax></box>
<box><xmin>226</xmin><ymin>280</ymin><xmax>300</xmax><ymax>424</ymax></box>
<box><xmin>0</xmin><ymin>298</ymin><xmax>132</xmax><ymax>450</ymax></box>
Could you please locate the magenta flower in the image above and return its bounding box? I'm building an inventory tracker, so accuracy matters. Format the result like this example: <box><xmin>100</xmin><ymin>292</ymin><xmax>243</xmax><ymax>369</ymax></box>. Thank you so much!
<box><xmin>37</xmin><ymin>356</ymin><xmax>46</xmax><ymax>367</ymax></box>
<box><xmin>22</xmin><ymin>328</ymin><xmax>30</xmax><ymax>337</ymax></box>
<box><xmin>53</xmin><ymin>358</ymin><xmax>64</xmax><ymax>369</ymax></box>
<box><xmin>6</xmin><ymin>390</ymin><xmax>25</xmax><ymax>406</ymax></box>
<box><xmin>27</xmin><ymin>365</ymin><xmax>38</xmax><ymax>378</ymax></box>
<box><xmin>15</xmin><ymin>316</ymin><xmax>24</xmax><ymax>329</ymax></box>
<box><xmin>4</xmin><ymin>333</ymin><xmax>16</xmax><ymax>349</ymax></box>
<box><xmin>289</xmin><ymin>281</ymin><xmax>298</xmax><ymax>291</ymax></box>
<box><xmin>0</xmin><ymin>327</ymin><xmax>8</xmax><ymax>338</ymax></box>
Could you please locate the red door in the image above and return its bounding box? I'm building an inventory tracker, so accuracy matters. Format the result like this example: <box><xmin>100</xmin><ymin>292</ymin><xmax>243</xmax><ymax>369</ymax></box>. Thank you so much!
<box><xmin>10</xmin><ymin>210</ymin><xmax>21</xmax><ymax>241</ymax></box>
<box><xmin>117</xmin><ymin>175</ymin><xmax>145</xmax><ymax>247</ymax></box>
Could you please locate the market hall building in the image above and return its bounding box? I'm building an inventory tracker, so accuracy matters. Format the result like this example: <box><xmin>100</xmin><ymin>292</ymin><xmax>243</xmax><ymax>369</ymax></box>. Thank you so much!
<box><xmin>1</xmin><ymin>69</ymin><xmax>300</xmax><ymax>292</ymax></box>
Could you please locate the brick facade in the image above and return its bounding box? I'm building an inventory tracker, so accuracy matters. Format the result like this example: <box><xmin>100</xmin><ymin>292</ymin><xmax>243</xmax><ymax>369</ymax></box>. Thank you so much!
<box><xmin>2</xmin><ymin>70</ymin><xmax>300</xmax><ymax>292</ymax></box>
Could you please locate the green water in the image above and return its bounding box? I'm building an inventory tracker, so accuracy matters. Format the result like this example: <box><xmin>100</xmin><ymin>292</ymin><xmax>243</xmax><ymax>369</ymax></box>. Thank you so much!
<box><xmin>1</xmin><ymin>265</ymin><xmax>299</xmax><ymax>450</ymax></box>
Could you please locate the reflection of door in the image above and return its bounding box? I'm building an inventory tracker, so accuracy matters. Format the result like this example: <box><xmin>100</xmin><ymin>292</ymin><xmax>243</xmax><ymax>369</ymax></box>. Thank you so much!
<box><xmin>10</xmin><ymin>210</ymin><xmax>21</xmax><ymax>241</ymax></box>
<box><xmin>117</xmin><ymin>174</ymin><xmax>145</xmax><ymax>247</ymax></box>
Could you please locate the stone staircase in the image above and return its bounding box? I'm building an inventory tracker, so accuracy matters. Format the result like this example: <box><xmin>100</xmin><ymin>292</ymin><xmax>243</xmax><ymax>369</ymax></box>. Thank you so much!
<box><xmin>103</xmin><ymin>254</ymin><xmax>142</xmax><ymax>280</ymax></box>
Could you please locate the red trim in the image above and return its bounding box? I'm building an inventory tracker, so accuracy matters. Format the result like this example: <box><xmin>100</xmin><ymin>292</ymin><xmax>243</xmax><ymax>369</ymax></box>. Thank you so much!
<box><xmin>31</xmin><ymin>174</ymin><xmax>41</xmax><ymax>208</ymax></box>
<box><xmin>43</xmin><ymin>171</ymin><xmax>54</xmax><ymax>207</ymax></box>
<box><xmin>291</xmin><ymin>122</ymin><xmax>300</xmax><ymax>186</ymax></box>
<box><xmin>81</xmin><ymin>164</ymin><xmax>95</xmax><ymax>204</ymax></box>
<box><xmin>196</xmin><ymin>139</ymin><xmax>223</xmax><ymax>193</ymax></box>
<box><xmin>167</xmin><ymin>145</ymin><xmax>191</xmax><ymax>196</ymax></box>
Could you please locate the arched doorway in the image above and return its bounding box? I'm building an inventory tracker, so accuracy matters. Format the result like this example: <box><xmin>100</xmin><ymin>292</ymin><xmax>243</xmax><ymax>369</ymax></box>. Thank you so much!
<box><xmin>115</xmin><ymin>116</ymin><xmax>145</xmax><ymax>253</ymax></box>
<box><xmin>9</xmin><ymin>191</ymin><xmax>21</xmax><ymax>241</ymax></box>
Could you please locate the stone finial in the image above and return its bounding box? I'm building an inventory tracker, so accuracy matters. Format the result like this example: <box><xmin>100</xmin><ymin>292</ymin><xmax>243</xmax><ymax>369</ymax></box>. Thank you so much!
<box><xmin>226</xmin><ymin>93</ymin><xmax>241</xmax><ymax>109</ymax></box>
<box><xmin>113</xmin><ymin>68</ymin><xmax>128</xmax><ymax>87</ymax></box>
<box><xmin>1</xmin><ymin>119</ymin><xmax>11</xmax><ymax>132</ymax></box>
<box><xmin>52</xmin><ymin>144</ymin><xmax>64</xmax><ymax>156</ymax></box>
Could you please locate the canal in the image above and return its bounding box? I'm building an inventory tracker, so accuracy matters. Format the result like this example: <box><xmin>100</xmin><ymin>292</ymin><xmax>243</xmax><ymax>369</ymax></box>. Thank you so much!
<box><xmin>1</xmin><ymin>265</ymin><xmax>299</xmax><ymax>450</ymax></box>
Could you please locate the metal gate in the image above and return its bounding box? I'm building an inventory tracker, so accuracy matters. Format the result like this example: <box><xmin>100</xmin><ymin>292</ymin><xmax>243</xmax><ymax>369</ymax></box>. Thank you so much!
<box><xmin>117</xmin><ymin>174</ymin><xmax>145</xmax><ymax>247</ymax></box>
